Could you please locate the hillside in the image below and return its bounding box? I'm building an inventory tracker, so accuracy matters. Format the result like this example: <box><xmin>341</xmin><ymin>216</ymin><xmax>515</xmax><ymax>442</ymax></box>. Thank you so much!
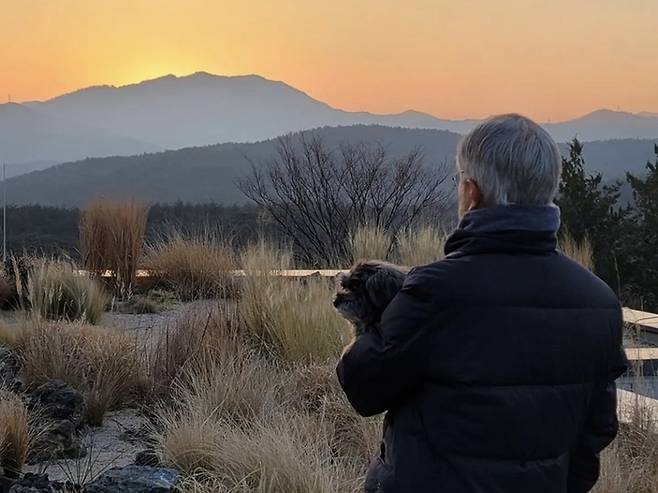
<box><xmin>0</xmin><ymin>102</ymin><xmax>158</xmax><ymax>173</ymax></box>
<box><xmin>5</xmin><ymin>72</ymin><xmax>658</xmax><ymax>176</ymax></box>
<box><xmin>5</xmin><ymin>125</ymin><xmax>656</xmax><ymax>207</ymax></box>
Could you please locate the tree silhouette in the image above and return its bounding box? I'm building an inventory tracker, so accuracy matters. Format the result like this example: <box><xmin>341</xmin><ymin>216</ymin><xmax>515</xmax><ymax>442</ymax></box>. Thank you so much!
<box><xmin>237</xmin><ymin>134</ymin><xmax>451</xmax><ymax>265</ymax></box>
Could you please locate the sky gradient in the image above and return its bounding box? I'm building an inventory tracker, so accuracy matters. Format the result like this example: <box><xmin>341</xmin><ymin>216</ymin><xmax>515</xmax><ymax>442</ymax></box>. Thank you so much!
<box><xmin>2</xmin><ymin>0</ymin><xmax>658</xmax><ymax>121</ymax></box>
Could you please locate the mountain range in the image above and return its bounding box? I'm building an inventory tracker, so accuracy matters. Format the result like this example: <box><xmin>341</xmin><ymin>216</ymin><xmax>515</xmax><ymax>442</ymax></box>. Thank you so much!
<box><xmin>5</xmin><ymin>125</ymin><xmax>656</xmax><ymax>207</ymax></box>
<box><xmin>3</xmin><ymin>72</ymin><xmax>658</xmax><ymax>178</ymax></box>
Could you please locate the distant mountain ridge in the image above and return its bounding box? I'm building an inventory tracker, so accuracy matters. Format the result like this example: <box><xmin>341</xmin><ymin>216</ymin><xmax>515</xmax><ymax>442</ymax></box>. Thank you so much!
<box><xmin>5</xmin><ymin>125</ymin><xmax>656</xmax><ymax>207</ymax></box>
<box><xmin>3</xmin><ymin>72</ymin><xmax>658</xmax><ymax>176</ymax></box>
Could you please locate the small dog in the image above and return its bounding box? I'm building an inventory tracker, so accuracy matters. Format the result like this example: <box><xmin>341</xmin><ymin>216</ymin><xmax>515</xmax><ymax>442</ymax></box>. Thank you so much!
<box><xmin>333</xmin><ymin>260</ymin><xmax>409</xmax><ymax>337</ymax></box>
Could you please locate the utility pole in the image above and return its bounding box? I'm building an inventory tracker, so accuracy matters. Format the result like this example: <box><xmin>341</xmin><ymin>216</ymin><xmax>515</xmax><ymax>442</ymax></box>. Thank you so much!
<box><xmin>2</xmin><ymin>163</ymin><xmax>6</xmax><ymax>264</ymax></box>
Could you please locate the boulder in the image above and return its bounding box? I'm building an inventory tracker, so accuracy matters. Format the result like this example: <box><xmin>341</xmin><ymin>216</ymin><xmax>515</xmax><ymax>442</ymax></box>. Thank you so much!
<box><xmin>29</xmin><ymin>380</ymin><xmax>85</xmax><ymax>425</ymax></box>
<box><xmin>84</xmin><ymin>466</ymin><xmax>178</xmax><ymax>493</ymax></box>
<box><xmin>134</xmin><ymin>449</ymin><xmax>161</xmax><ymax>467</ymax></box>
<box><xmin>28</xmin><ymin>380</ymin><xmax>86</xmax><ymax>461</ymax></box>
<box><xmin>2</xmin><ymin>472</ymin><xmax>75</xmax><ymax>492</ymax></box>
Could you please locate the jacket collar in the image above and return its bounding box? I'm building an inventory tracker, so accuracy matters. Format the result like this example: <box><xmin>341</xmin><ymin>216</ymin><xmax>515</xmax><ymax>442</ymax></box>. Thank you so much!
<box><xmin>444</xmin><ymin>204</ymin><xmax>560</xmax><ymax>258</ymax></box>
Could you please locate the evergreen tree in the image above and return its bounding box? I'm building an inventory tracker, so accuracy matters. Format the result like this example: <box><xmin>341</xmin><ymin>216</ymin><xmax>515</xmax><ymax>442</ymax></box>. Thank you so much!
<box><xmin>625</xmin><ymin>145</ymin><xmax>658</xmax><ymax>308</ymax></box>
<box><xmin>557</xmin><ymin>139</ymin><xmax>627</xmax><ymax>291</ymax></box>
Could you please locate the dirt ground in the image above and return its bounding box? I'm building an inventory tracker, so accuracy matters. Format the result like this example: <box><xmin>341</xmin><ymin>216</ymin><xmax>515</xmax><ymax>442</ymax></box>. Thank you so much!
<box><xmin>25</xmin><ymin>408</ymin><xmax>148</xmax><ymax>483</ymax></box>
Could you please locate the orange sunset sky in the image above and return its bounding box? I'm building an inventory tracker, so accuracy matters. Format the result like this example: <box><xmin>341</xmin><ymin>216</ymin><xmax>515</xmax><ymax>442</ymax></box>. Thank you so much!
<box><xmin>2</xmin><ymin>0</ymin><xmax>658</xmax><ymax>121</ymax></box>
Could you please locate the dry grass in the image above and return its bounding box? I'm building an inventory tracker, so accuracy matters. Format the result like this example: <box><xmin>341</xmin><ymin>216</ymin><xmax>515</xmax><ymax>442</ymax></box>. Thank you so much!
<box><xmin>150</xmin><ymin>293</ymin><xmax>377</xmax><ymax>493</ymax></box>
<box><xmin>594</xmin><ymin>396</ymin><xmax>658</xmax><ymax>493</ymax></box>
<box><xmin>23</xmin><ymin>259</ymin><xmax>108</xmax><ymax>324</ymax></box>
<box><xmin>166</xmin><ymin>412</ymin><xmax>363</xmax><ymax>493</ymax></box>
<box><xmin>144</xmin><ymin>232</ymin><xmax>236</xmax><ymax>301</ymax></box>
<box><xmin>156</xmin><ymin>361</ymin><xmax>369</xmax><ymax>493</ymax></box>
<box><xmin>3</xmin><ymin>235</ymin><xmax>653</xmax><ymax>492</ymax></box>
<box><xmin>559</xmin><ymin>228</ymin><xmax>595</xmax><ymax>271</ymax></box>
<box><xmin>18</xmin><ymin>321</ymin><xmax>140</xmax><ymax>426</ymax></box>
<box><xmin>149</xmin><ymin>297</ymin><xmax>376</xmax><ymax>493</ymax></box>
<box><xmin>0</xmin><ymin>390</ymin><xmax>33</xmax><ymax>478</ymax></box>
<box><xmin>0</xmin><ymin>268</ymin><xmax>13</xmax><ymax>307</ymax></box>
<box><xmin>238</xmin><ymin>240</ymin><xmax>291</xmax><ymax>347</ymax></box>
<box><xmin>293</xmin><ymin>364</ymin><xmax>380</xmax><ymax>462</ymax></box>
<box><xmin>0</xmin><ymin>321</ymin><xmax>29</xmax><ymax>348</ymax></box>
<box><xmin>80</xmin><ymin>199</ymin><xmax>150</xmax><ymax>298</ymax></box>
<box><xmin>349</xmin><ymin>225</ymin><xmax>391</xmax><ymax>263</ymax></box>
<box><xmin>396</xmin><ymin>224</ymin><xmax>447</xmax><ymax>266</ymax></box>
<box><xmin>239</xmin><ymin>241</ymin><xmax>348</xmax><ymax>364</ymax></box>
<box><xmin>146</xmin><ymin>304</ymin><xmax>245</xmax><ymax>393</ymax></box>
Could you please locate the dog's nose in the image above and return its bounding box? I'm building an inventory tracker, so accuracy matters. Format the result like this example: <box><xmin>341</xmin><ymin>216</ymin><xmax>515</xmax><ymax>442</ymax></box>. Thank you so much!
<box><xmin>332</xmin><ymin>296</ymin><xmax>341</xmax><ymax>307</ymax></box>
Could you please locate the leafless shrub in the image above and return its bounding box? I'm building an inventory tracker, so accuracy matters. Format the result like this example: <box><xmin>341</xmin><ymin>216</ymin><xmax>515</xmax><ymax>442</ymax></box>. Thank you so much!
<box><xmin>238</xmin><ymin>135</ymin><xmax>450</xmax><ymax>265</ymax></box>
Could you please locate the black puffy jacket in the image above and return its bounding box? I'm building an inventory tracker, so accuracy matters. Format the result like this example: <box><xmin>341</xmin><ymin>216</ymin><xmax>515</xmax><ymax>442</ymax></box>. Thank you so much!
<box><xmin>337</xmin><ymin>213</ymin><xmax>629</xmax><ymax>493</ymax></box>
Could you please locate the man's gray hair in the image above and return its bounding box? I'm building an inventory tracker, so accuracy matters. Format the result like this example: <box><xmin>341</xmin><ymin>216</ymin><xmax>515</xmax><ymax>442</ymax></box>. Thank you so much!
<box><xmin>457</xmin><ymin>113</ymin><xmax>561</xmax><ymax>206</ymax></box>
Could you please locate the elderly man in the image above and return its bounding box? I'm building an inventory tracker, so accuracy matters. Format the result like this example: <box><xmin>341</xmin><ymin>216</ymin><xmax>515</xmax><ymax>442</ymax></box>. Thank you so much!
<box><xmin>337</xmin><ymin>114</ymin><xmax>629</xmax><ymax>493</ymax></box>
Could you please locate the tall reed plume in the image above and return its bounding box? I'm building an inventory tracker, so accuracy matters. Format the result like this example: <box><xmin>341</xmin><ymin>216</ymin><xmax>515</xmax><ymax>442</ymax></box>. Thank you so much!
<box><xmin>80</xmin><ymin>199</ymin><xmax>150</xmax><ymax>298</ymax></box>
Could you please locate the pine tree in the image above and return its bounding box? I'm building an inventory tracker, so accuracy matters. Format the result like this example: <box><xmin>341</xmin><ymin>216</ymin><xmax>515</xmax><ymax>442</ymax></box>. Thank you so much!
<box><xmin>557</xmin><ymin>139</ymin><xmax>627</xmax><ymax>291</ymax></box>
<box><xmin>625</xmin><ymin>145</ymin><xmax>658</xmax><ymax>308</ymax></box>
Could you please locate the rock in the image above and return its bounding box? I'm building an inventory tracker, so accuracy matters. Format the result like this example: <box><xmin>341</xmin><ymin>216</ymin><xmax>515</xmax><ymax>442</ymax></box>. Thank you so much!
<box><xmin>28</xmin><ymin>380</ymin><xmax>86</xmax><ymax>461</ymax></box>
<box><xmin>134</xmin><ymin>449</ymin><xmax>161</xmax><ymax>467</ymax></box>
<box><xmin>85</xmin><ymin>466</ymin><xmax>178</xmax><ymax>493</ymax></box>
<box><xmin>8</xmin><ymin>472</ymin><xmax>55</xmax><ymax>493</ymax></box>
<box><xmin>2</xmin><ymin>473</ymin><xmax>77</xmax><ymax>493</ymax></box>
<box><xmin>6</xmin><ymin>473</ymin><xmax>50</xmax><ymax>492</ymax></box>
<box><xmin>0</xmin><ymin>476</ymin><xmax>16</xmax><ymax>493</ymax></box>
<box><xmin>29</xmin><ymin>380</ymin><xmax>85</xmax><ymax>425</ymax></box>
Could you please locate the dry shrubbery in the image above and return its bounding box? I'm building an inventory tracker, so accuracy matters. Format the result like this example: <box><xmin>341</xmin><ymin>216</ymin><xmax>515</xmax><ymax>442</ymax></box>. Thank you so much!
<box><xmin>155</xmin><ymin>351</ymin><xmax>375</xmax><ymax>493</ymax></box>
<box><xmin>560</xmin><ymin>228</ymin><xmax>595</xmax><ymax>271</ymax></box>
<box><xmin>396</xmin><ymin>225</ymin><xmax>447</xmax><ymax>266</ymax></box>
<box><xmin>144</xmin><ymin>232</ymin><xmax>236</xmax><ymax>301</ymax></box>
<box><xmin>0</xmin><ymin>390</ymin><xmax>33</xmax><ymax>478</ymax></box>
<box><xmin>594</xmin><ymin>395</ymin><xmax>658</xmax><ymax>492</ymax></box>
<box><xmin>146</xmin><ymin>304</ymin><xmax>244</xmax><ymax>393</ymax></box>
<box><xmin>12</xmin><ymin>321</ymin><xmax>140</xmax><ymax>426</ymax></box>
<box><xmin>19</xmin><ymin>259</ymin><xmax>108</xmax><ymax>324</ymax></box>
<box><xmin>0</xmin><ymin>268</ymin><xmax>13</xmax><ymax>308</ymax></box>
<box><xmin>349</xmin><ymin>225</ymin><xmax>390</xmax><ymax>263</ymax></box>
<box><xmin>150</xmin><ymin>240</ymin><xmax>657</xmax><ymax>493</ymax></box>
<box><xmin>80</xmin><ymin>199</ymin><xmax>150</xmax><ymax>298</ymax></box>
<box><xmin>349</xmin><ymin>224</ymin><xmax>447</xmax><ymax>266</ymax></box>
<box><xmin>239</xmin><ymin>241</ymin><xmax>348</xmax><ymax>364</ymax></box>
<box><xmin>149</xmin><ymin>242</ymin><xmax>377</xmax><ymax>491</ymax></box>
<box><xmin>0</xmin><ymin>229</ymin><xmax>654</xmax><ymax>492</ymax></box>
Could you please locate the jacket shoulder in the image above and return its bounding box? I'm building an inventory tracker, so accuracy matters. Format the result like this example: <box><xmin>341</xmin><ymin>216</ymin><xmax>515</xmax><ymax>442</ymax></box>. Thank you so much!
<box><xmin>405</xmin><ymin>252</ymin><xmax>620</xmax><ymax>311</ymax></box>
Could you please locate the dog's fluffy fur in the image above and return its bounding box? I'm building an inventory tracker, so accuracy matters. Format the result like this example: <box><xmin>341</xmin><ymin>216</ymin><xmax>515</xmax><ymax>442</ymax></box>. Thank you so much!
<box><xmin>333</xmin><ymin>260</ymin><xmax>409</xmax><ymax>337</ymax></box>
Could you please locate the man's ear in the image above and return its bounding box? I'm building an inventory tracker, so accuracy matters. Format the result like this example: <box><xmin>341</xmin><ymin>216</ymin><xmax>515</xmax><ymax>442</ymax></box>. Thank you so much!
<box><xmin>464</xmin><ymin>179</ymin><xmax>484</xmax><ymax>211</ymax></box>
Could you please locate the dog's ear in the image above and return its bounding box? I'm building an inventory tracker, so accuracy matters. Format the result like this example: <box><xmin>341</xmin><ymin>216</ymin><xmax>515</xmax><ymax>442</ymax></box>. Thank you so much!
<box><xmin>365</xmin><ymin>266</ymin><xmax>405</xmax><ymax>313</ymax></box>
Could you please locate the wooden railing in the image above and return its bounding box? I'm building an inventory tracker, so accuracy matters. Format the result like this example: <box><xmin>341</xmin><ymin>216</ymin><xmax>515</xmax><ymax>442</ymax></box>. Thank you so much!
<box><xmin>101</xmin><ymin>268</ymin><xmax>658</xmax><ymax>356</ymax></box>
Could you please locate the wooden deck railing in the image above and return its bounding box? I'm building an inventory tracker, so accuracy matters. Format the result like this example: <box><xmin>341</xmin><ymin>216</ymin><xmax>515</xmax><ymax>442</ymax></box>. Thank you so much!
<box><xmin>99</xmin><ymin>268</ymin><xmax>658</xmax><ymax>356</ymax></box>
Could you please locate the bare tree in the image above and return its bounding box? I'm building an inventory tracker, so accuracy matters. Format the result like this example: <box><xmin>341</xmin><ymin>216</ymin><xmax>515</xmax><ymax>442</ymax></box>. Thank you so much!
<box><xmin>237</xmin><ymin>134</ymin><xmax>451</xmax><ymax>265</ymax></box>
